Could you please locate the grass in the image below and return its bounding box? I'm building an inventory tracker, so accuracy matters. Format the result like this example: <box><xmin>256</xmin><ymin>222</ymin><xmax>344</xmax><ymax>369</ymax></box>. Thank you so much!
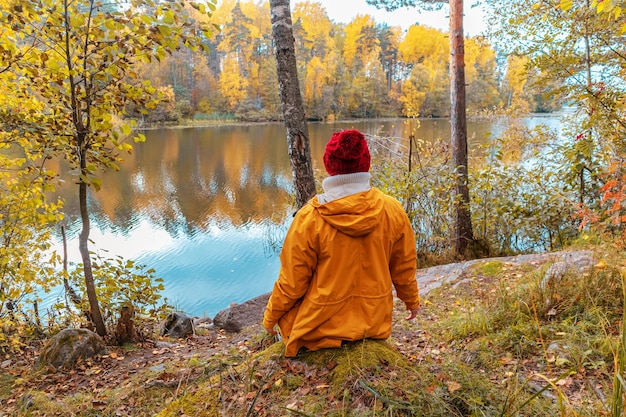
<box><xmin>2</xmin><ymin>245</ymin><xmax>625</xmax><ymax>416</ymax></box>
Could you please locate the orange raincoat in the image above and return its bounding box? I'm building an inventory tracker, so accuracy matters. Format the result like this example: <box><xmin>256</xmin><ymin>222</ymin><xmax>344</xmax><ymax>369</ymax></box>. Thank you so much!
<box><xmin>263</xmin><ymin>187</ymin><xmax>419</xmax><ymax>357</ymax></box>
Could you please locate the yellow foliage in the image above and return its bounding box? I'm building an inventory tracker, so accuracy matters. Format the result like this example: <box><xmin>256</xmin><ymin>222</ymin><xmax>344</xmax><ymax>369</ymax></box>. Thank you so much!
<box><xmin>293</xmin><ymin>1</ymin><xmax>335</xmax><ymax>54</ymax></box>
<box><xmin>219</xmin><ymin>56</ymin><xmax>249</xmax><ymax>110</ymax></box>
<box><xmin>399</xmin><ymin>25</ymin><xmax>449</xmax><ymax>68</ymax></box>
<box><xmin>343</xmin><ymin>14</ymin><xmax>379</xmax><ymax>72</ymax></box>
<box><xmin>399</xmin><ymin>80</ymin><xmax>426</xmax><ymax>117</ymax></box>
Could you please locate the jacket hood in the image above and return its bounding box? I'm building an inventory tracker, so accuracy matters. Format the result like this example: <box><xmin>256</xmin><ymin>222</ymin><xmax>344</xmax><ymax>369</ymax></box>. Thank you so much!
<box><xmin>311</xmin><ymin>188</ymin><xmax>383</xmax><ymax>237</ymax></box>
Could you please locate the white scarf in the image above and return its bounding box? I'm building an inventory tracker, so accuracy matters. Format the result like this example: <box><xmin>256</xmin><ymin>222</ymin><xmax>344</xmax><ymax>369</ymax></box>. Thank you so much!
<box><xmin>317</xmin><ymin>172</ymin><xmax>372</xmax><ymax>204</ymax></box>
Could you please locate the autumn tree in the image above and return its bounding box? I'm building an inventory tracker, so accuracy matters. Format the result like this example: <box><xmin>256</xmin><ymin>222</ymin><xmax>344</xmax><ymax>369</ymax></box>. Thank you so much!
<box><xmin>341</xmin><ymin>15</ymin><xmax>386</xmax><ymax>117</ymax></box>
<box><xmin>486</xmin><ymin>0</ymin><xmax>625</xmax><ymax>209</ymax></box>
<box><xmin>463</xmin><ymin>37</ymin><xmax>501</xmax><ymax>112</ymax></box>
<box><xmin>293</xmin><ymin>1</ymin><xmax>337</xmax><ymax>119</ymax></box>
<box><xmin>0</xmin><ymin>0</ymin><xmax>216</xmax><ymax>336</ymax></box>
<box><xmin>398</xmin><ymin>25</ymin><xmax>450</xmax><ymax>117</ymax></box>
<box><xmin>377</xmin><ymin>24</ymin><xmax>404</xmax><ymax>114</ymax></box>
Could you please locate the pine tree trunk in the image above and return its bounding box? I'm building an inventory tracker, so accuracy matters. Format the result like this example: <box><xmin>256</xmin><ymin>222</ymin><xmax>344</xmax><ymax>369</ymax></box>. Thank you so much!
<box><xmin>269</xmin><ymin>0</ymin><xmax>316</xmax><ymax>208</ymax></box>
<box><xmin>449</xmin><ymin>0</ymin><xmax>474</xmax><ymax>257</ymax></box>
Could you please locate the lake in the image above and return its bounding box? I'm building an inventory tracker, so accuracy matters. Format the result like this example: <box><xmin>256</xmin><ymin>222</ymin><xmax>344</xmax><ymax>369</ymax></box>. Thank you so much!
<box><xmin>49</xmin><ymin>116</ymin><xmax>558</xmax><ymax>318</ymax></box>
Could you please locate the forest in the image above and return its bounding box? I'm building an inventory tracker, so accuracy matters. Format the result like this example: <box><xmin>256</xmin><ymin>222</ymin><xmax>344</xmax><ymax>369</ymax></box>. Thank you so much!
<box><xmin>136</xmin><ymin>0</ymin><xmax>552</xmax><ymax>123</ymax></box>
<box><xmin>1</xmin><ymin>0</ymin><xmax>626</xmax><ymax>415</ymax></box>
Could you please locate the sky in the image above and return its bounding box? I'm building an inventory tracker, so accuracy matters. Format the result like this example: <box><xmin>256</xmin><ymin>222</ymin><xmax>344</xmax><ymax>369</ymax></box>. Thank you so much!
<box><xmin>294</xmin><ymin>0</ymin><xmax>487</xmax><ymax>37</ymax></box>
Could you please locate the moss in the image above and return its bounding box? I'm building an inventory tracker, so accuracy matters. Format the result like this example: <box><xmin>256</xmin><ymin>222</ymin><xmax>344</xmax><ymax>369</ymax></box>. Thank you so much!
<box><xmin>11</xmin><ymin>390</ymin><xmax>71</xmax><ymax>415</ymax></box>
<box><xmin>0</xmin><ymin>373</ymin><xmax>15</xmax><ymax>399</ymax></box>
<box><xmin>314</xmin><ymin>340</ymin><xmax>409</xmax><ymax>392</ymax></box>
<box><xmin>157</xmin><ymin>339</ymin><xmax>415</xmax><ymax>416</ymax></box>
<box><xmin>157</xmin><ymin>385</ymin><xmax>221</xmax><ymax>417</ymax></box>
<box><xmin>475</xmin><ymin>260</ymin><xmax>504</xmax><ymax>277</ymax></box>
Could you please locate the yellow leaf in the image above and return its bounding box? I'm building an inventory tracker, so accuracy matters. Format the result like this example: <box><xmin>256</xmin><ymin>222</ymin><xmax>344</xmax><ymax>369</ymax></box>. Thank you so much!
<box><xmin>275</xmin><ymin>378</ymin><xmax>283</xmax><ymax>387</ymax></box>
<box><xmin>108</xmin><ymin>64</ymin><xmax>119</xmax><ymax>78</ymax></box>
<box><xmin>91</xmin><ymin>178</ymin><xmax>102</xmax><ymax>191</ymax></box>
<box><xmin>559</xmin><ymin>0</ymin><xmax>573</xmax><ymax>11</ymax></box>
<box><xmin>595</xmin><ymin>260</ymin><xmax>607</xmax><ymax>269</ymax></box>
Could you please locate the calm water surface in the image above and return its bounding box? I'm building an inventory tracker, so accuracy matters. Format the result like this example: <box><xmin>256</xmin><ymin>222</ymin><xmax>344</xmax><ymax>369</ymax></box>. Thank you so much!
<box><xmin>50</xmin><ymin>117</ymin><xmax>553</xmax><ymax>317</ymax></box>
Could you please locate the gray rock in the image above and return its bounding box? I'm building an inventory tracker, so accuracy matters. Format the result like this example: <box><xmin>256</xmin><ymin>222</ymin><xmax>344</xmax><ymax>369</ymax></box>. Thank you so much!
<box><xmin>149</xmin><ymin>363</ymin><xmax>166</xmax><ymax>373</ymax></box>
<box><xmin>539</xmin><ymin>251</ymin><xmax>595</xmax><ymax>292</ymax></box>
<box><xmin>35</xmin><ymin>328</ymin><xmax>107</xmax><ymax>371</ymax></box>
<box><xmin>540</xmin><ymin>261</ymin><xmax>570</xmax><ymax>290</ymax></box>
<box><xmin>417</xmin><ymin>250</ymin><xmax>595</xmax><ymax>295</ymax></box>
<box><xmin>213</xmin><ymin>293</ymin><xmax>270</xmax><ymax>333</ymax></box>
<box><xmin>193</xmin><ymin>316</ymin><xmax>214</xmax><ymax>329</ymax></box>
<box><xmin>160</xmin><ymin>312</ymin><xmax>194</xmax><ymax>338</ymax></box>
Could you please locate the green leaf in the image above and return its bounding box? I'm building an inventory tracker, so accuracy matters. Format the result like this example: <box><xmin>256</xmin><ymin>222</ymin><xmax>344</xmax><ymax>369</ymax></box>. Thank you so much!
<box><xmin>157</xmin><ymin>25</ymin><xmax>171</xmax><ymax>36</ymax></box>
<box><xmin>91</xmin><ymin>177</ymin><xmax>102</xmax><ymax>191</ymax></box>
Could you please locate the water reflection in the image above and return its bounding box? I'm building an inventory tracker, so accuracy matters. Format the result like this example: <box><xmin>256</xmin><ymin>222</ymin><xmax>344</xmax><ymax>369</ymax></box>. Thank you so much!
<box><xmin>50</xmin><ymin>118</ymin><xmax>496</xmax><ymax>317</ymax></box>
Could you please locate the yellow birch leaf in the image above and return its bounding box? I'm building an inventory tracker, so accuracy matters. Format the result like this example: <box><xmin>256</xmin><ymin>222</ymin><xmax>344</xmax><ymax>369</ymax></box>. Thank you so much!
<box><xmin>559</xmin><ymin>0</ymin><xmax>573</xmax><ymax>11</ymax></box>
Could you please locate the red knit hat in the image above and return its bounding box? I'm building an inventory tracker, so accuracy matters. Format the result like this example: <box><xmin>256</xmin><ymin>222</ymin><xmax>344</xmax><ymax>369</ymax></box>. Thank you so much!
<box><xmin>323</xmin><ymin>129</ymin><xmax>371</xmax><ymax>176</ymax></box>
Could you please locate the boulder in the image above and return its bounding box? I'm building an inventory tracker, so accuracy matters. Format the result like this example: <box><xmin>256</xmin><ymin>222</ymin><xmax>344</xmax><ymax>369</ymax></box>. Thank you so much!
<box><xmin>213</xmin><ymin>293</ymin><xmax>270</xmax><ymax>333</ymax></box>
<box><xmin>160</xmin><ymin>312</ymin><xmax>194</xmax><ymax>338</ymax></box>
<box><xmin>539</xmin><ymin>251</ymin><xmax>595</xmax><ymax>291</ymax></box>
<box><xmin>36</xmin><ymin>328</ymin><xmax>107</xmax><ymax>371</ymax></box>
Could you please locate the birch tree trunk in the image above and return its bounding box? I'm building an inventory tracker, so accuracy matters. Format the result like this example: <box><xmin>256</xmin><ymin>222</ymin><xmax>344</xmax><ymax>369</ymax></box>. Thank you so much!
<box><xmin>78</xmin><ymin>145</ymin><xmax>107</xmax><ymax>336</ymax></box>
<box><xmin>269</xmin><ymin>0</ymin><xmax>316</xmax><ymax>208</ymax></box>
<box><xmin>450</xmin><ymin>0</ymin><xmax>474</xmax><ymax>257</ymax></box>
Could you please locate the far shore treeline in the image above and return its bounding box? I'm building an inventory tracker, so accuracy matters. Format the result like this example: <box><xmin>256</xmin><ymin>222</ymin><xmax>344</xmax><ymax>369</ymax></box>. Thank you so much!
<box><xmin>139</xmin><ymin>0</ymin><xmax>555</xmax><ymax>124</ymax></box>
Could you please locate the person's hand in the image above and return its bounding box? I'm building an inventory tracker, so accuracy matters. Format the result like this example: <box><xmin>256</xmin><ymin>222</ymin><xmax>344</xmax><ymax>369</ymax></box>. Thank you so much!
<box><xmin>405</xmin><ymin>306</ymin><xmax>419</xmax><ymax>321</ymax></box>
<box><xmin>265</xmin><ymin>325</ymin><xmax>277</xmax><ymax>335</ymax></box>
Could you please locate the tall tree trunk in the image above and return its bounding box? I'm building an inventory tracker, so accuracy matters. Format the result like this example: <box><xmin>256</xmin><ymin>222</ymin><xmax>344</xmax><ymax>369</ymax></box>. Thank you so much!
<box><xmin>269</xmin><ymin>0</ymin><xmax>316</xmax><ymax>208</ymax></box>
<box><xmin>449</xmin><ymin>0</ymin><xmax>474</xmax><ymax>257</ymax></box>
<box><xmin>78</xmin><ymin>148</ymin><xmax>107</xmax><ymax>336</ymax></box>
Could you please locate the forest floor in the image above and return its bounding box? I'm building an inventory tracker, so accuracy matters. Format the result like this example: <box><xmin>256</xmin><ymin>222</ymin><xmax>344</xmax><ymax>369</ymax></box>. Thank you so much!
<box><xmin>1</xmin><ymin>246</ymin><xmax>622</xmax><ymax>416</ymax></box>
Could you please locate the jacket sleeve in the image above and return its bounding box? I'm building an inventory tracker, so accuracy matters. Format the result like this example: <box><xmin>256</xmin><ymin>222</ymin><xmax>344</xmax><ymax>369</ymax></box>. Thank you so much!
<box><xmin>263</xmin><ymin>207</ymin><xmax>319</xmax><ymax>329</ymax></box>
<box><xmin>389</xmin><ymin>210</ymin><xmax>420</xmax><ymax>310</ymax></box>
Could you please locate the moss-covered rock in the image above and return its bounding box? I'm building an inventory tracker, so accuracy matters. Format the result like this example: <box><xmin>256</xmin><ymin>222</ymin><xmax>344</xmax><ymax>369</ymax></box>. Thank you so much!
<box><xmin>35</xmin><ymin>328</ymin><xmax>107</xmax><ymax>371</ymax></box>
